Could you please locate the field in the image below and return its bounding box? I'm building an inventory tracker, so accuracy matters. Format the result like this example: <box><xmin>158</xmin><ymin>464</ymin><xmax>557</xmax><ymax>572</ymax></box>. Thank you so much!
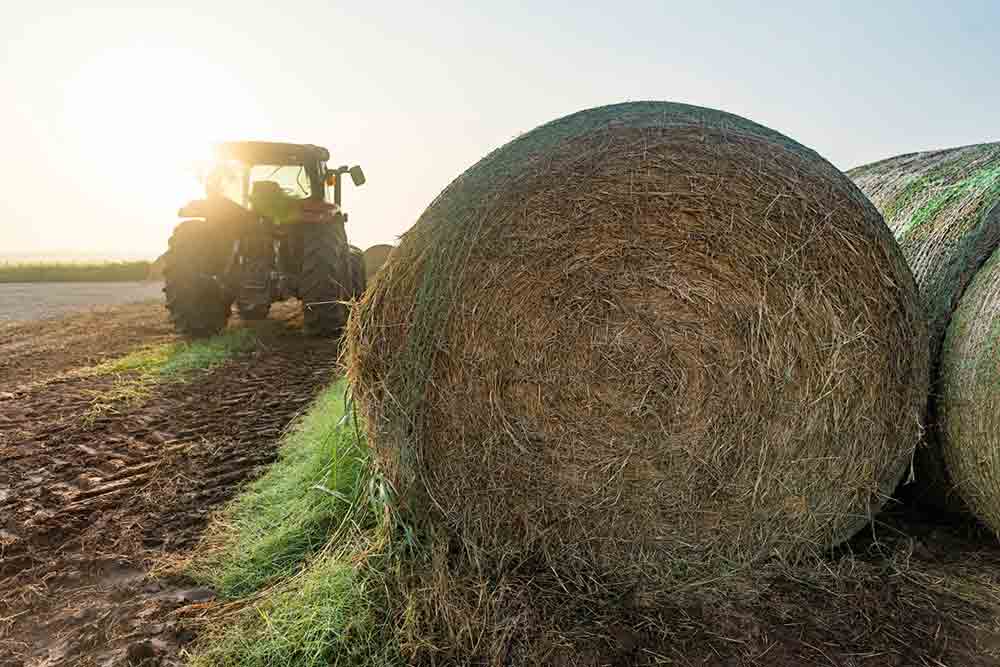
<box><xmin>0</xmin><ymin>300</ymin><xmax>343</xmax><ymax>666</ymax></box>
<box><xmin>0</xmin><ymin>281</ymin><xmax>165</xmax><ymax>321</ymax></box>
<box><xmin>1</xmin><ymin>299</ymin><xmax>1000</xmax><ymax>666</ymax></box>
<box><xmin>0</xmin><ymin>261</ymin><xmax>153</xmax><ymax>283</ymax></box>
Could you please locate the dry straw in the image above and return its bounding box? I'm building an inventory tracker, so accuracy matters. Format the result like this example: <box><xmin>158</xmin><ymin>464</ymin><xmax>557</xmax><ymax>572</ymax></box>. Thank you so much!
<box><xmin>348</xmin><ymin>101</ymin><xmax>928</xmax><ymax>583</ymax></box>
<box><xmin>850</xmin><ymin>143</ymin><xmax>1000</xmax><ymax>512</ymax></box>
<box><xmin>940</xmin><ymin>249</ymin><xmax>1000</xmax><ymax>534</ymax></box>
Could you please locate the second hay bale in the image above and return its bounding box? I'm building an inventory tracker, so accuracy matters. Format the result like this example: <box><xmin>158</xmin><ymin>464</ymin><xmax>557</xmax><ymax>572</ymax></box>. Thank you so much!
<box><xmin>347</xmin><ymin>102</ymin><xmax>928</xmax><ymax>577</ymax></box>
<box><xmin>850</xmin><ymin>143</ymin><xmax>1000</xmax><ymax>511</ymax></box>
<box><xmin>362</xmin><ymin>244</ymin><xmax>394</xmax><ymax>281</ymax></box>
<box><xmin>940</xmin><ymin>247</ymin><xmax>1000</xmax><ymax>534</ymax></box>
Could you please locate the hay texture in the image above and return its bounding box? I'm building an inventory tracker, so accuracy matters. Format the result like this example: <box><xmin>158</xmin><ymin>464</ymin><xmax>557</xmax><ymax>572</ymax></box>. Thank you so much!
<box><xmin>940</xmin><ymin>248</ymin><xmax>1000</xmax><ymax>534</ymax></box>
<box><xmin>850</xmin><ymin>143</ymin><xmax>1000</xmax><ymax>510</ymax></box>
<box><xmin>347</xmin><ymin>102</ymin><xmax>928</xmax><ymax>577</ymax></box>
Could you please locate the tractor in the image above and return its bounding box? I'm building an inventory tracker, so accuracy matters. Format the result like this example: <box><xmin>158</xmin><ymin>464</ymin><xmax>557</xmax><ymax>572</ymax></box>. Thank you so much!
<box><xmin>164</xmin><ymin>141</ymin><xmax>366</xmax><ymax>336</ymax></box>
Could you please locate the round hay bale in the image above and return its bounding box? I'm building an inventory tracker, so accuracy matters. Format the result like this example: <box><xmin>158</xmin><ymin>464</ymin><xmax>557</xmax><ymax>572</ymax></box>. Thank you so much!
<box><xmin>363</xmin><ymin>243</ymin><xmax>394</xmax><ymax>280</ymax></box>
<box><xmin>850</xmin><ymin>143</ymin><xmax>1000</xmax><ymax>510</ymax></box>
<box><xmin>939</xmin><ymin>247</ymin><xmax>1000</xmax><ymax>533</ymax></box>
<box><xmin>348</xmin><ymin>102</ymin><xmax>928</xmax><ymax>576</ymax></box>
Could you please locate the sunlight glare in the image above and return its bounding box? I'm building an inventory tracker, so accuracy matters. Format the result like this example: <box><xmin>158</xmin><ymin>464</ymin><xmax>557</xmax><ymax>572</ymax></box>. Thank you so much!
<box><xmin>62</xmin><ymin>46</ymin><xmax>252</xmax><ymax>238</ymax></box>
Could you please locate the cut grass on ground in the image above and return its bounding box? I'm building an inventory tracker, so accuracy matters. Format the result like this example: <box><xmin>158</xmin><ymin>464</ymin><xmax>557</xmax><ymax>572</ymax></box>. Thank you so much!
<box><xmin>186</xmin><ymin>379</ymin><xmax>400</xmax><ymax>667</ymax></box>
<box><xmin>80</xmin><ymin>328</ymin><xmax>257</xmax><ymax>422</ymax></box>
<box><xmin>190</xmin><ymin>543</ymin><xmax>398</xmax><ymax>667</ymax></box>
<box><xmin>188</xmin><ymin>379</ymin><xmax>372</xmax><ymax>597</ymax></box>
<box><xmin>0</xmin><ymin>260</ymin><xmax>152</xmax><ymax>283</ymax></box>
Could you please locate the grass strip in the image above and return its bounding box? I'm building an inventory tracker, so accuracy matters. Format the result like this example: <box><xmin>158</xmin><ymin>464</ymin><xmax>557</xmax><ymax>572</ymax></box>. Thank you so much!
<box><xmin>80</xmin><ymin>328</ymin><xmax>257</xmax><ymax>422</ymax></box>
<box><xmin>91</xmin><ymin>328</ymin><xmax>256</xmax><ymax>378</ymax></box>
<box><xmin>187</xmin><ymin>379</ymin><xmax>372</xmax><ymax>597</ymax></box>
<box><xmin>186</xmin><ymin>378</ymin><xmax>403</xmax><ymax>666</ymax></box>
<box><xmin>190</xmin><ymin>546</ymin><xmax>399</xmax><ymax>667</ymax></box>
<box><xmin>0</xmin><ymin>260</ymin><xmax>152</xmax><ymax>283</ymax></box>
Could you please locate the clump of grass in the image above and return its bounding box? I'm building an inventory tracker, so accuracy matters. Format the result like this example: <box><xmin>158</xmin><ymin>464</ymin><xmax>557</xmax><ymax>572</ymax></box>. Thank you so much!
<box><xmin>81</xmin><ymin>328</ymin><xmax>257</xmax><ymax>422</ymax></box>
<box><xmin>186</xmin><ymin>379</ymin><xmax>404</xmax><ymax>667</ymax></box>
<box><xmin>90</xmin><ymin>328</ymin><xmax>256</xmax><ymax>378</ymax></box>
<box><xmin>190</xmin><ymin>546</ymin><xmax>401</xmax><ymax>667</ymax></box>
<box><xmin>81</xmin><ymin>375</ymin><xmax>160</xmax><ymax>424</ymax></box>
<box><xmin>0</xmin><ymin>260</ymin><xmax>152</xmax><ymax>283</ymax></box>
<box><xmin>188</xmin><ymin>380</ymin><xmax>374</xmax><ymax>597</ymax></box>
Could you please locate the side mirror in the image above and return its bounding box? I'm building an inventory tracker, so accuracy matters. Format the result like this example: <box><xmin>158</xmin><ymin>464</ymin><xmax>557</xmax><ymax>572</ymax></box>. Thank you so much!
<box><xmin>349</xmin><ymin>165</ymin><xmax>366</xmax><ymax>186</ymax></box>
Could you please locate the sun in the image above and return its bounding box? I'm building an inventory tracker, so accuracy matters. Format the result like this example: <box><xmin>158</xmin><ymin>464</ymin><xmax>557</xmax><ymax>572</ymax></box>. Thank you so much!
<box><xmin>62</xmin><ymin>45</ymin><xmax>254</xmax><ymax>235</ymax></box>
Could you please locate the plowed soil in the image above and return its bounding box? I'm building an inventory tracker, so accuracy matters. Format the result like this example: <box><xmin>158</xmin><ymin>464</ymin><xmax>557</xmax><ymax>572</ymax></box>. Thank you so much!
<box><xmin>0</xmin><ymin>302</ymin><xmax>339</xmax><ymax>667</ymax></box>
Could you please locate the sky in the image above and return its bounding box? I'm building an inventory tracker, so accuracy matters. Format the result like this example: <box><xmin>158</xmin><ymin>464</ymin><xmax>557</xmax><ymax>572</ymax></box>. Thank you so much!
<box><xmin>1</xmin><ymin>0</ymin><xmax>998</xmax><ymax>259</ymax></box>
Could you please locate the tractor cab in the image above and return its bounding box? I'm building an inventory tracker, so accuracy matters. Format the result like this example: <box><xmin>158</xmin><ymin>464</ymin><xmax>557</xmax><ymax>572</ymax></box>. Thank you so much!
<box><xmin>203</xmin><ymin>142</ymin><xmax>364</xmax><ymax>220</ymax></box>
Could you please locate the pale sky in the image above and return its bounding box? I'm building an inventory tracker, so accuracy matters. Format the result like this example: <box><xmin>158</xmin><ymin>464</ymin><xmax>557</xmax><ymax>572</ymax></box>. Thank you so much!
<box><xmin>1</xmin><ymin>1</ymin><xmax>998</xmax><ymax>259</ymax></box>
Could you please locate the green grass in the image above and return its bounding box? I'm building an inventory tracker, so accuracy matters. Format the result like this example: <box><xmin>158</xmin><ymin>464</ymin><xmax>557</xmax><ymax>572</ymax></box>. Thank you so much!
<box><xmin>191</xmin><ymin>548</ymin><xmax>399</xmax><ymax>667</ymax></box>
<box><xmin>187</xmin><ymin>379</ymin><xmax>374</xmax><ymax>597</ymax></box>
<box><xmin>186</xmin><ymin>379</ymin><xmax>402</xmax><ymax>667</ymax></box>
<box><xmin>80</xmin><ymin>328</ymin><xmax>257</xmax><ymax>422</ymax></box>
<box><xmin>0</xmin><ymin>260</ymin><xmax>152</xmax><ymax>283</ymax></box>
<box><xmin>91</xmin><ymin>328</ymin><xmax>257</xmax><ymax>378</ymax></box>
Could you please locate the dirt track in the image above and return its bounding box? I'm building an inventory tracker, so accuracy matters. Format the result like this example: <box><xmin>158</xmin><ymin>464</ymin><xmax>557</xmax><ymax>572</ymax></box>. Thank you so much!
<box><xmin>0</xmin><ymin>282</ymin><xmax>165</xmax><ymax>323</ymax></box>
<box><xmin>0</xmin><ymin>302</ymin><xmax>340</xmax><ymax>667</ymax></box>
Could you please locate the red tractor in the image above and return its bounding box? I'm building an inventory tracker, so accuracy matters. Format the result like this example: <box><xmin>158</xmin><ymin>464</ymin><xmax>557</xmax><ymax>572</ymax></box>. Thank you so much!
<box><xmin>164</xmin><ymin>141</ymin><xmax>366</xmax><ymax>336</ymax></box>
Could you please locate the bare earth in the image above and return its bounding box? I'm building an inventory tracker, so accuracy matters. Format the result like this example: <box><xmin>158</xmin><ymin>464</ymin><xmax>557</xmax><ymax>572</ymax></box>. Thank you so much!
<box><xmin>0</xmin><ymin>282</ymin><xmax>165</xmax><ymax>322</ymax></box>
<box><xmin>0</xmin><ymin>302</ymin><xmax>339</xmax><ymax>667</ymax></box>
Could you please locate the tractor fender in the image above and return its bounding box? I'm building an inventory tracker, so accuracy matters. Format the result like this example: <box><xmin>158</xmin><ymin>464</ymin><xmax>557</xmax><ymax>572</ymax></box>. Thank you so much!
<box><xmin>299</xmin><ymin>201</ymin><xmax>344</xmax><ymax>224</ymax></box>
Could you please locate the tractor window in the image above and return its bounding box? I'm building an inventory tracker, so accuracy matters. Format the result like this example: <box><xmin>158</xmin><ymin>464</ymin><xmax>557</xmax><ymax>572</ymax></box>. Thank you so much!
<box><xmin>206</xmin><ymin>159</ymin><xmax>247</xmax><ymax>205</ymax></box>
<box><xmin>248</xmin><ymin>165</ymin><xmax>312</xmax><ymax>200</ymax></box>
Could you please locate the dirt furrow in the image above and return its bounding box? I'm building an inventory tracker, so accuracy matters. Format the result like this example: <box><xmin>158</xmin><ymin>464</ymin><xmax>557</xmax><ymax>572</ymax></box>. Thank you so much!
<box><xmin>0</xmin><ymin>303</ymin><xmax>340</xmax><ymax>667</ymax></box>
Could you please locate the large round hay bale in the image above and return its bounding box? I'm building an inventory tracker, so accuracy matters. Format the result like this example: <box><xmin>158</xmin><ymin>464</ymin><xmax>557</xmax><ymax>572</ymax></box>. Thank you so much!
<box><xmin>850</xmin><ymin>143</ymin><xmax>1000</xmax><ymax>511</ymax></box>
<box><xmin>939</xmin><ymin>247</ymin><xmax>1000</xmax><ymax>533</ymax></box>
<box><xmin>348</xmin><ymin>102</ymin><xmax>928</xmax><ymax>577</ymax></box>
<box><xmin>363</xmin><ymin>244</ymin><xmax>394</xmax><ymax>280</ymax></box>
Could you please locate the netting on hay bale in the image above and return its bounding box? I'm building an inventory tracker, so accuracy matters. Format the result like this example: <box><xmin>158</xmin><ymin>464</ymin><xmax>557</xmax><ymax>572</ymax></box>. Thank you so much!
<box><xmin>348</xmin><ymin>101</ymin><xmax>928</xmax><ymax>580</ymax></box>
<box><xmin>850</xmin><ymin>143</ymin><xmax>1000</xmax><ymax>512</ymax></box>
<box><xmin>940</xmin><ymin>248</ymin><xmax>1000</xmax><ymax>534</ymax></box>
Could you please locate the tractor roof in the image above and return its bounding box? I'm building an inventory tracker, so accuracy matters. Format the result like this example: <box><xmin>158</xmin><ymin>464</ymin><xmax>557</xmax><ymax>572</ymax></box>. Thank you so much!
<box><xmin>215</xmin><ymin>141</ymin><xmax>330</xmax><ymax>165</ymax></box>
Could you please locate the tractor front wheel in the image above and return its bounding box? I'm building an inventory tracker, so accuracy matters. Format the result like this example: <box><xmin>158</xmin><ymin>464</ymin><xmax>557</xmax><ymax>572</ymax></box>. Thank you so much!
<box><xmin>163</xmin><ymin>219</ymin><xmax>232</xmax><ymax>337</ymax></box>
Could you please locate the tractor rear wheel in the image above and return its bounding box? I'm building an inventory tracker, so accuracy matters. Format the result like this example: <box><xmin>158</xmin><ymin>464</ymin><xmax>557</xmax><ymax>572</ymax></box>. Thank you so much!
<box><xmin>300</xmin><ymin>222</ymin><xmax>352</xmax><ymax>335</ymax></box>
<box><xmin>164</xmin><ymin>219</ymin><xmax>232</xmax><ymax>337</ymax></box>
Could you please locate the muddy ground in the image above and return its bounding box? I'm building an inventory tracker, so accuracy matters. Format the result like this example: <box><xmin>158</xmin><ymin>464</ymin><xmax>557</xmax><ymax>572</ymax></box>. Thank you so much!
<box><xmin>0</xmin><ymin>302</ymin><xmax>339</xmax><ymax>667</ymax></box>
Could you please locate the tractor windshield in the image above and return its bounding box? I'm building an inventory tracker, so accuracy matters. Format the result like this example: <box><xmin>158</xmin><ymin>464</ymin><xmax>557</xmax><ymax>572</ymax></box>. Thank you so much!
<box><xmin>206</xmin><ymin>161</ymin><xmax>313</xmax><ymax>210</ymax></box>
<box><xmin>248</xmin><ymin>164</ymin><xmax>312</xmax><ymax>200</ymax></box>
